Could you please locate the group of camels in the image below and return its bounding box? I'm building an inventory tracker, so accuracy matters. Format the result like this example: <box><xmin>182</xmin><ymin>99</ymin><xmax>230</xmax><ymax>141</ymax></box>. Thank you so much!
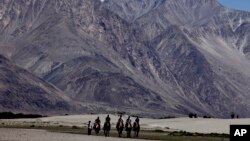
<box><xmin>88</xmin><ymin>115</ymin><xmax>140</xmax><ymax>138</ymax></box>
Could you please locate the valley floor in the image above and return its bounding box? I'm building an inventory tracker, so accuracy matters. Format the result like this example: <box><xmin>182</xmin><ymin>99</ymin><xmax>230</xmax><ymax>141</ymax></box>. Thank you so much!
<box><xmin>1</xmin><ymin>114</ymin><xmax>249</xmax><ymax>133</ymax></box>
<box><xmin>0</xmin><ymin>128</ymin><xmax>155</xmax><ymax>141</ymax></box>
<box><xmin>0</xmin><ymin>114</ymin><xmax>235</xmax><ymax>141</ymax></box>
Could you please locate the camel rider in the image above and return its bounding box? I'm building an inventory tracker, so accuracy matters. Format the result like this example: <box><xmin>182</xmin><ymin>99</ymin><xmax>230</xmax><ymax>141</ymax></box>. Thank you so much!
<box><xmin>126</xmin><ymin>116</ymin><xmax>132</xmax><ymax>128</ymax></box>
<box><xmin>116</xmin><ymin>114</ymin><xmax>124</xmax><ymax>130</ymax></box>
<box><xmin>106</xmin><ymin>114</ymin><xmax>111</xmax><ymax>123</ymax></box>
<box><xmin>135</xmin><ymin>116</ymin><xmax>139</xmax><ymax>123</ymax></box>
<box><xmin>95</xmin><ymin>116</ymin><xmax>101</xmax><ymax>125</ymax></box>
<box><xmin>118</xmin><ymin>114</ymin><xmax>123</xmax><ymax>123</ymax></box>
<box><xmin>126</xmin><ymin>116</ymin><xmax>131</xmax><ymax>124</ymax></box>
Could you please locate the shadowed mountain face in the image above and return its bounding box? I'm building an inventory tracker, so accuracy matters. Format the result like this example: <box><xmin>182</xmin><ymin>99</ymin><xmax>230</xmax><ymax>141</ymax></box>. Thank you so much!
<box><xmin>0</xmin><ymin>55</ymin><xmax>73</xmax><ymax>114</ymax></box>
<box><xmin>0</xmin><ymin>0</ymin><xmax>250</xmax><ymax>117</ymax></box>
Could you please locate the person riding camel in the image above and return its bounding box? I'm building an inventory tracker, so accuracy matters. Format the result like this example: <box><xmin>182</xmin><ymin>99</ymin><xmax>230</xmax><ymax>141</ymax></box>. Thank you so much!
<box><xmin>104</xmin><ymin>115</ymin><xmax>111</xmax><ymax>137</ymax></box>
<box><xmin>118</xmin><ymin>115</ymin><xmax>123</xmax><ymax>123</ymax></box>
<box><xmin>135</xmin><ymin>116</ymin><xmax>139</xmax><ymax>123</ymax></box>
<box><xmin>116</xmin><ymin>114</ymin><xmax>124</xmax><ymax>129</ymax></box>
<box><xmin>126</xmin><ymin>116</ymin><xmax>131</xmax><ymax>124</ymax></box>
<box><xmin>116</xmin><ymin>114</ymin><xmax>124</xmax><ymax>137</ymax></box>
<box><xmin>126</xmin><ymin>116</ymin><xmax>132</xmax><ymax>128</ymax></box>
<box><xmin>126</xmin><ymin>116</ymin><xmax>131</xmax><ymax>125</ymax></box>
<box><xmin>133</xmin><ymin>116</ymin><xmax>140</xmax><ymax>137</ymax></box>
<box><xmin>125</xmin><ymin>116</ymin><xmax>132</xmax><ymax>137</ymax></box>
<box><xmin>94</xmin><ymin>116</ymin><xmax>101</xmax><ymax>135</ymax></box>
<box><xmin>105</xmin><ymin>114</ymin><xmax>111</xmax><ymax>123</ymax></box>
<box><xmin>95</xmin><ymin>116</ymin><xmax>101</xmax><ymax>125</ymax></box>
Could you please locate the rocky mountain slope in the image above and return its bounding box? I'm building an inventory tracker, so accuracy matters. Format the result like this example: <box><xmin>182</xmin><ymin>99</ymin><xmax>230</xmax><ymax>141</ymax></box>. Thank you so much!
<box><xmin>0</xmin><ymin>55</ymin><xmax>74</xmax><ymax>115</ymax></box>
<box><xmin>0</xmin><ymin>0</ymin><xmax>250</xmax><ymax>117</ymax></box>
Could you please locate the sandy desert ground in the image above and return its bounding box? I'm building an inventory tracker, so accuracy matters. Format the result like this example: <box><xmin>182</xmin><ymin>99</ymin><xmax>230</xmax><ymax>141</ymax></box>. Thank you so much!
<box><xmin>1</xmin><ymin>114</ymin><xmax>250</xmax><ymax>134</ymax></box>
<box><xmin>0</xmin><ymin>128</ymin><xmax>156</xmax><ymax>141</ymax></box>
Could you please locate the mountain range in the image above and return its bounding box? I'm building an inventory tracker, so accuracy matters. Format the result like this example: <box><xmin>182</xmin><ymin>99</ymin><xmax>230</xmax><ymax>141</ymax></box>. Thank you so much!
<box><xmin>0</xmin><ymin>0</ymin><xmax>250</xmax><ymax>118</ymax></box>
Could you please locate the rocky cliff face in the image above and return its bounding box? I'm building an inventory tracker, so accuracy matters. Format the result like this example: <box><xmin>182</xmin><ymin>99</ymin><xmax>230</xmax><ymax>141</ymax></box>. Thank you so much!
<box><xmin>0</xmin><ymin>0</ymin><xmax>250</xmax><ymax>117</ymax></box>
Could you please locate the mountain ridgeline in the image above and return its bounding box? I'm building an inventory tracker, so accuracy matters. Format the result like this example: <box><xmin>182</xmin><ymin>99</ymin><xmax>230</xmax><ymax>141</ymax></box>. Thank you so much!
<box><xmin>0</xmin><ymin>0</ymin><xmax>250</xmax><ymax>118</ymax></box>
